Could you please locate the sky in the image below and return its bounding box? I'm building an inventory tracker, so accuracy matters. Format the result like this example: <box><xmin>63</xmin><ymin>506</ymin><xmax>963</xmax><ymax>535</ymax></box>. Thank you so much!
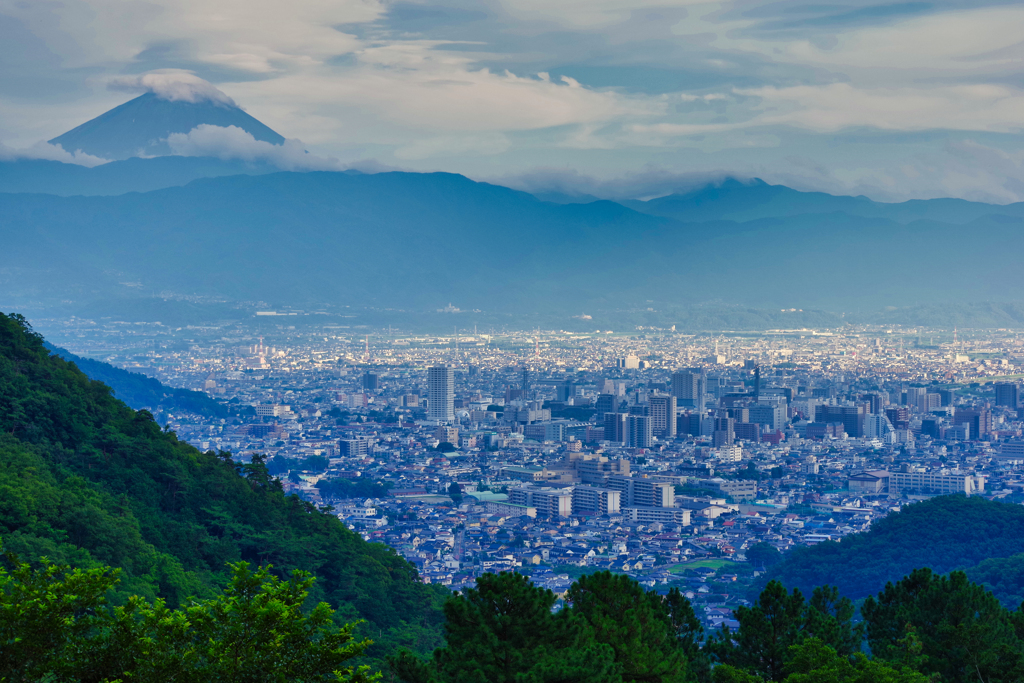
<box><xmin>1</xmin><ymin>0</ymin><xmax>1023</xmax><ymax>202</ymax></box>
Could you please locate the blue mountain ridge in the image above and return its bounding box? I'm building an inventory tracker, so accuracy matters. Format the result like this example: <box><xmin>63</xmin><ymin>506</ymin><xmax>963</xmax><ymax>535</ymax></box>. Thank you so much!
<box><xmin>1</xmin><ymin>170</ymin><xmax>1022</xmax><ymax>319</ymax></box>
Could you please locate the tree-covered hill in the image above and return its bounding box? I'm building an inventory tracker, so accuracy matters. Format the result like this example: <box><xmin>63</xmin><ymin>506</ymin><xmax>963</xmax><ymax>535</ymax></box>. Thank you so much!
<box><xmin>965</xmin><ymin>552</ymin><xmax>1024</xmax><ymax>610</ymax></box>
<box><xmin>762</xmin><ymin>495</ymin><xmax>1024</xmax><ymax>601</ymax></box>
<box><xmin>0</xmin><ymin>313</ymin><xmax>444</xmax><ymax>658</ymax></box>
<box><xmin>45</xmin><ymin>342</ymin><xmax>227</xmax><ymax>418</ymax></box>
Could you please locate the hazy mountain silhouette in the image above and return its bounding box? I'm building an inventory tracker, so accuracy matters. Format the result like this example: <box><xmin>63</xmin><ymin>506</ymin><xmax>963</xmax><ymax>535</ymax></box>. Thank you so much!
<box><xmin>49</xmin><ymin>92</ymin><xmax>284</xmax><ymax>160</ymax></box>
<box><xmin>2</xmin><ymin>171</ymin><xmax>1023</xmax><ymax>319</ymax></box>
<box><xmin>624</xmin><ymin>177</ymin><xmax>1024</xmax><ymax>224</ymax></box>
<box><xmin>0</xmin><ymin>156</ymin><xmax>284</xmax><ymax>196</ymax></box>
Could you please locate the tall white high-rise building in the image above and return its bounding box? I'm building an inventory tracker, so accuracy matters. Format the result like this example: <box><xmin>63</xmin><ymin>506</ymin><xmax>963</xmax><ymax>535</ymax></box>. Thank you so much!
<box><xmin>428</xmin><ymin>365</ymin><xmax>455</xmax><ymax>423</ymax></box>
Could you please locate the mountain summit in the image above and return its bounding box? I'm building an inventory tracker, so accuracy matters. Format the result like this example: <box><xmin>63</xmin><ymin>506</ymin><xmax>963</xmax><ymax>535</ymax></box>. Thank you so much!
<box><xmin>50</xmin><ymin>78</ymin><xmax>284</xmax><ymax>160</ymax></box>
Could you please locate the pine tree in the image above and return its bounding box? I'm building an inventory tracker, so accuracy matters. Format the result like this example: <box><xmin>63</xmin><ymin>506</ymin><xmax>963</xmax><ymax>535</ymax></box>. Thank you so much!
<box><xmin>566</xmin><ymin>571</ymin><xmax>688</xmax><ymax>683</ymax></box>
<box><xmin>707</xmin><ymin>580</ymin><xmax>805</xmax><ymax>681</ymax></box>
<box><xmin>862</xmin><ymin>568</ymin><xmax>1024</xmax><ymax>683</ymax></box>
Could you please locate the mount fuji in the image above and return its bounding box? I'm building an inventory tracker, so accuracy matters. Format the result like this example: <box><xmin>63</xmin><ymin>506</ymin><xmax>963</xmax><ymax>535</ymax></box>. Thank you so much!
<box><xmin>49</xmin><ymin>90</ymin><xmax>284</xmax><ymax>161</ymax></box>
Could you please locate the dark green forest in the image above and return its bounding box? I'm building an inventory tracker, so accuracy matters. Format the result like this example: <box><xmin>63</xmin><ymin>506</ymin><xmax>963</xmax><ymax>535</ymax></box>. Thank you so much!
<box><xmin>761</xmin><ymin>495</ymin><xmax>1024</xmax><ymax>605</ymax></box>
<box><xmin>0</xmin><ymin>313</ymin><xmax>445</xmax><ymax>663</ymax></box>
<box><xmin>388</xmin><ymin>568</ymin><xmax>1024</xmax><ymax>683</ymax></box>
<box><xmin>45</xmin><ymin>342</ymin><xmax>227</xmax><ymax>418</ymax></box>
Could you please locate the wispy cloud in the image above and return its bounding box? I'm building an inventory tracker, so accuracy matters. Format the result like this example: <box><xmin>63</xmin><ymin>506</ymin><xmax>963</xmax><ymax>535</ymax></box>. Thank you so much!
<box><xmin>107</xmin><ymin>70</ymin><xmax>237</xmax><ymax>107</ymax></box>
<box><xmin>166</xmin><ymin>124</ymin><xmax>342</xmax><ymax>170</ymax></box>
<box><xmin>0</xmin><ymin>141</ymin><xmax>109</xmax><ymax>167</ymax></box>
<box><xmin>3</xmin><ymin>0</ymin><xmax>1024</xmax><ymax>200</ymax></box>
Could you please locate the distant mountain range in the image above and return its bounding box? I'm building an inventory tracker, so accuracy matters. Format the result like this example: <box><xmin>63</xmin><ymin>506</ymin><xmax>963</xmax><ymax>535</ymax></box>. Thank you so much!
<box><xmin>2</xmin><ymin>169</ymin><xmax>1023</xmax><ymax>326</ymax></box>
<box><xmin>3</xmin><ymin>89</ymin><xmax>1024</xmax><ymax>329</ymax></box>
<box><xmin>0</xmin><ymin>156</ymin><xmax>281</xmax><ymax>196</ymax></box>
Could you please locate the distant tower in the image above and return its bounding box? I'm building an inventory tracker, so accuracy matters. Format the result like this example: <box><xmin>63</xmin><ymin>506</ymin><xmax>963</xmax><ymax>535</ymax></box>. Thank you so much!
<box><xmin>521</xmin><ymin>367</ymin><xmax>531</xmax><ymax>397</ymax></box>
<box><xmin>754</xmin><ymin>366</ymin><xmax>761</xmax><ymax>402</ymax></box>
<box><xmin>428</xmin><ymin>365</ymin><xmax>455</xmax><ymax>424</ymax></box>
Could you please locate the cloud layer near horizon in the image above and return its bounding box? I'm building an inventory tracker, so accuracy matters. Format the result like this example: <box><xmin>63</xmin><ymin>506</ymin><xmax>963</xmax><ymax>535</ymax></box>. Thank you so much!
<box><xmin>2</xmin><ymin>0</ymin><xmax>1023</xmax><ymax>202</ymax></box>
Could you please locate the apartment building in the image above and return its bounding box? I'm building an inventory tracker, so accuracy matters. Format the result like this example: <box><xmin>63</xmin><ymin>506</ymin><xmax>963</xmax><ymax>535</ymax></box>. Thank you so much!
<box><xmin>571</xmin><ymin>486</ymin><xmax>621</xmax><ymax>516</ymax></box>
<box><xmin>606</xmin><ymin>475</ymin><xmax>675</xmax><ymax>507</ymax></box>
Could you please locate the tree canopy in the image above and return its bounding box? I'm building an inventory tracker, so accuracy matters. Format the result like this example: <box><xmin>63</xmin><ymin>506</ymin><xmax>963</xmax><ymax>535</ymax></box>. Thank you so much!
<box><xmin>762</xmin><ymin>495</ymin><xmax>1024</xmax><ymax>600</ymax></box>
<box><xmin>0</xmin><ymin>547</ymin><xmax>377</xmax><ymax>682</ymax></box>
<box><xmin>0</xmin><ymin>312</ymin><xmax>444</xmax><ymax>662</ymax></box>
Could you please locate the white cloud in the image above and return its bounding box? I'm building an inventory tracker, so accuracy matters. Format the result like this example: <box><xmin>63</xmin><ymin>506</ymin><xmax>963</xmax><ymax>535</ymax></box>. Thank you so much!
<box><xmin>395</xmin><ymin>133</ymin><xmax>511</xmax><ymax>160</ymax></box>
<box><xmin>680</xmin><ymin>93</ymin><xmax>728</xmax><ymax>102</ymax></box>
<box><xmin>225</xmin><ymin>48</ymin><xmax>665</xmax><ymax>143</ymax></box>
<box><xmin>775</xmin><ymin>6</ymin><xmax>1024</xmax><ymax>75</ymax></box>
<box><xmin>0</xmin><ymin>0</ymin><xmax>380</xmax><ymax>72</ymax></box>
<box><xmin>166</xmin><ymin>124</ymin><xmax>343</xmax><ymax>170</ymax></box>
<box><xmin>743</xmin><ymin>83</ymin><xmax>1024</xmax><ymax>134</ymax></box>
<box><xmin>108</xmin><ymin>70</ymin><xmax>237</xmax><ymax>106</ymax></box>
<box><xmin>498</xmin><ymin>0</ymin><xmax>708</xmax><ymax>29</ymax></box>
<box><xmin>494</xmin><ymin>166</ymin><xmax>731</xmax><ymax>201</ymax></box>
<box><xmin>5</xmin><ymin>0</ymin><xmax>1024</xmax><ymax>202</ymax></box>
<box><xmin>0</xmin><ymin>140</ymin><xmax>110</xmax><ymax>167</ymax></box>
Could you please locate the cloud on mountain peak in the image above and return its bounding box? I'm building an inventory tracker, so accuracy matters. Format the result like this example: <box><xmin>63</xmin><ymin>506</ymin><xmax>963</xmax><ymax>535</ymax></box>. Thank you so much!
<box><xmin>166</xmin><ymin>124</ymin><xmax>342</xmax><ymax>171</ymax></box>
<box><xmin>107</xmin><ymin>70</ymin><xmax>237</xmax><ymax>108</ymax></box>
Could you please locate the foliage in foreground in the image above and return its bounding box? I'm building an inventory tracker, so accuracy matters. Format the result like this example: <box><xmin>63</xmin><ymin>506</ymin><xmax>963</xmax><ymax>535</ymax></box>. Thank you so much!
<box><xmin>0</xmin><ymin>312</ymin><xmax>444</xmax><ymax>661</ymax></box>
<box><xmin>390</xmin><ymin>568</ymin><xmax>1024</xmax><ymax>683</ymax></box>
<box><xmin>0</xmin><ymin>548</ymin><xmax>377</xmax><ymax>683</ymax></box>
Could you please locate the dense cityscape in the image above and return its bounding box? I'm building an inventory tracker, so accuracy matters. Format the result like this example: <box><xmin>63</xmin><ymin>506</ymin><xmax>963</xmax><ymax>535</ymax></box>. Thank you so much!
<box><xmin>37</xmin><ymin>316</ymin><xmax>1024</xmax><ymax>633</ymax></box>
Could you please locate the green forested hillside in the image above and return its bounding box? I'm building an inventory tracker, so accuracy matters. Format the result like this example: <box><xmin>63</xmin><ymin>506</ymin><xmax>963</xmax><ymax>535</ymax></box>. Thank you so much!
<box><xmin>966</xmin><ymin>552</ymin><xmax>1024</xmax><ymax>609</ymax></box>
<box><xmin>762</xmin><ymin>495</ymin><xmax>1024</xmax><ymax>601</ymax></box>
<box><xmin>45</xmin><ymin>342</ymin><xmax>227</xmax><ymax>418</ymax></box>
<box><xmin>0</xmin><ymin>313</ymin><xmax>444</xmax><ymax>658</ymax></box>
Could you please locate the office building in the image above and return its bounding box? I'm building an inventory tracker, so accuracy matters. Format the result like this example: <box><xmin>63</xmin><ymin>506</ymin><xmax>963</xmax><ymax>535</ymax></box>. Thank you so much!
<box><xmin>649</xmin><ymin>395</ymin><xmax>677</xmax><ymax>438</ymax></box>
<box><xmin>905</xmin><ymin>387</ymin><xmax>927</xmax><ymax>408</ymax></box>
<box><xmin>595</xmin><ymin>393</ymin><xmax>618</xmax><ymax>420</ymax></box>
<box><xmin>713</xmin><ymin>415</ymin><xmax>735</xmax><ymax>447</ymax></box>
<box><xmin>734</xmin><ymin>422</ymin><xmax>760</xmax><ymax>442</ymax></box>
<box><xmin>627</xmin><ymin>414</ymin><xmax>653</xmax><ymax>448</ymax></box>
<box><xmin>671</xmin><ymin>370</ymin><xmax>705</xmax><ymax>408</ymax></box>
<box><xmin>362</xmin><ymin>372</ymin><xmax>379</xmax><ymax>391</ymax></box>
<box><xmin>995</xmin><ymin>383</ymin><xmax>1021</xmax><ymax>408</ymax></box>
<box><xmin>604</xmin><ymin>412</ymin><xmax>628</xmax><ymax>444</ymax></box>
<box><xmin>815</xmin><ymin>404</ymin><xmax>866</xmax><ymax>437</ymax></box>
<box><xmin>885</xmin><ymin>406</ymin><xmax>910</xmax><ymax>429</ymax></box>
<box><xmin>255</xmin><ymin>404</ymin><xmax>291</xmax><ymax>417</ymax></box>
<box><xmin>849</xmin><ymin>470</ymin><xmax>985</xmax><ymax>495</ymax></box>
<box><xmin>568</xmin><ymin>453</ymin><xmax>630</xmax><ymax>485</ymax></box>
<box><xmin>678</xmin><ymin>412</ymin><xmax>702</xmax><ymax>437</ymax></box>
<box><xmin>750</xmin><ymin>403</ymin><xmax>788</xmax><ymax>432</ymax></box>
<box><xmin>428</xmin><ymin>365</ymin><xmax>455</xmax><ymax>423</ymax></box>
<box><xmin>435</xmin><ymin>426</ymin><xmax>459</xmax><ymax>444</ymax></box>
<box><xmin>954</xmin><ymin>407</ymin><xmax>992</xmax><ymax>439</ymax></box>
<box><xmin>338</xmin><ymin>438</ymin><xmax>369</xmax><ymax>457</ymax></box>
<box><xmin>864</xmin><ymin>414</ymin><xmax>895</xmax><ymax>440</ymax></box>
